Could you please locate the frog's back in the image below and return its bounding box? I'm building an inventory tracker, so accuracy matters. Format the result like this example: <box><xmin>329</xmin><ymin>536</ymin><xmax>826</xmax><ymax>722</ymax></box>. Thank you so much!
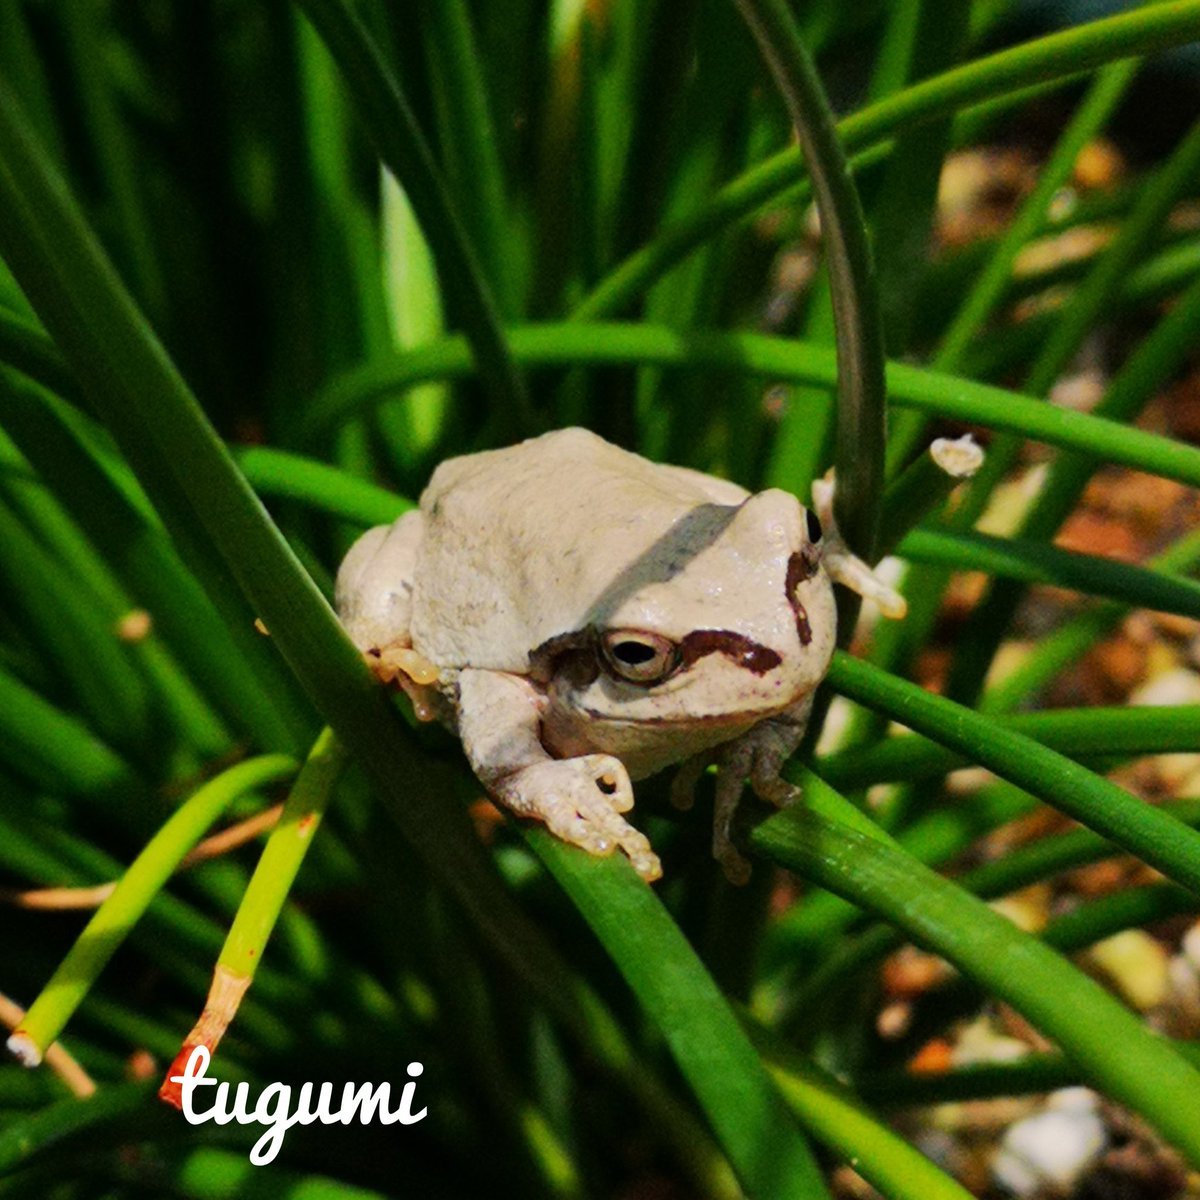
<box><xmin>409</xmin><ymin>428</ymin><xmax>748</xmax><ymax>670</ymax></box>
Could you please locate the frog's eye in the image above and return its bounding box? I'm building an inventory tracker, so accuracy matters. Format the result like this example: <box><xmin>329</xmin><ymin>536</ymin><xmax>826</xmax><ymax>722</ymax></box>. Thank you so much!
<box><xmin>600</xmin><ymin>631</ymin><xmax>679</xmax><ymax>684</ymax></box>
<box><xmin>806</xmin><ymin>508</ymin><xmax>823</xmax><ymax>543</ymax></box>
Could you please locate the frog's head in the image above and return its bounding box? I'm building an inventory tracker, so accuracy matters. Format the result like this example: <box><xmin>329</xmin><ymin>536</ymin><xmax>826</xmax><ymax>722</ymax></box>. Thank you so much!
<box><xmin>532</xmin><ymin>489</ymin><xmax>836</xmax><ymax>767</ymax></box>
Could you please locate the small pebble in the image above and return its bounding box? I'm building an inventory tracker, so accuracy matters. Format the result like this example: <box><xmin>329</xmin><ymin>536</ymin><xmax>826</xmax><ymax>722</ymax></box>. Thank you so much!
<box><xmin>1086</xmin><ymin>930</ymin><xmax>1169</xmax><ymax>1012</ymax></box>
<box><xmin>992</xmin><ymin>1088</ymin><xmax>1107</xmax><ymax>1197</ymax></box>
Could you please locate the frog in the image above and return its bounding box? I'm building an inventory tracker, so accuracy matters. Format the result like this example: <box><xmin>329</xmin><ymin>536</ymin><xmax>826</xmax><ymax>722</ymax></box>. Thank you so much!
<box><xmin>335</xmin><ymin>427</ymin><xmax>905</xmax><ymax>884</ymax></box>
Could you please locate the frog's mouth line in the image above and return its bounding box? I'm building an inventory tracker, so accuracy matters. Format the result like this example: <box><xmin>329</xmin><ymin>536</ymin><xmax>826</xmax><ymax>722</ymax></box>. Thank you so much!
<box><xmin>577</xmin><ymin>700</ymin><xmax>799</xmax><ymax>729</ymax></box>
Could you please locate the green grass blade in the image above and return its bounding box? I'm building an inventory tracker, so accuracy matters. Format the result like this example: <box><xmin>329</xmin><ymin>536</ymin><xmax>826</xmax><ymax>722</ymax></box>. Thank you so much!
<box><xmin>419</xmin><ymin>0</ymin><xmax>514</xmax><ymax>317</ymax></box>
<box><xmin>234</xmin><ymin>446</ymin><xmax>411</xmax><ymax>527</ymax></box>
<box><xmin>820</xmin><ymin>705</ymin><xmax>1200</xmax><ymax>789</ymax></box>
<box><xmin>293</xmin><ymin>0</ymin><xmax>529</xmax><ymax>432</ymax></box>
<box><xmin>0</xmin><ymin>1083</ymin><xmax>158</xmax><ymax>1177</ymax></box>
<box><xmin>887</xmin><ymin>58</ymin><xmax>1136</xmax><ymax>469</ymax></box>
<box><xmin>746</xmin><ymin>1020</ymin><xmax>975</xmax><ymax>1200</ymax></box>
<box><xmin>7</xmin><ymin>756</ymin><xmax>296</xmax><ymax>1066</ymax></box>
<box><xmin>897</xmin><ymin>527</ymin><xmax>1200</xmax><ymax>620</ymax></box>
<box><xmin>0</xmin><ymin>374</ymin><xmax>308</xmax><ymax>753</ymax></box>
<box><xmin>0</xmin><ymin>497</ymin><xmax>151</xmax><ymax>752</ymax></box>
<box><xmin>749</xmin><ymin>770</ymin><xmax>1200</xmax><ymax>1164</ymax></box>
<box><xmin>0</xmin><ymin>665</ymin><xmax>136</xmax><ymax>800</ymax></box>
<box><xmin>300</xmin><ymin>323</ymin><xmax>1200</xmax><ymax>489</ymax></box>
<box><xmin>573</xmin><ymin>0</ymin><xmax>1200</xmax><ymax>318</ymax></box>
<box><xmin>529</xmin><ymin>829</ymin><xmax>829</xmax><ymax>1200</ymax></box>
<box><xmin>734</xmin><ymin>0</ymin><xmax>886</xmax><ymax>563</ymax></box>
<box><xmin>827</xmin><ymin>652</ymin><xmax>1200</xmax><ymax>897</ymax></box>
<box><xmin>983</xmin><ymin>523</ymin><xmax>1200</xmax><ymax>713</ymax></box>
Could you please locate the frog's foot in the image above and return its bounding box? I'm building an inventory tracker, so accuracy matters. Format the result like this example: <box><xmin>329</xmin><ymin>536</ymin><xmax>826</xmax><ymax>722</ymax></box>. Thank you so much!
<box><xmin>365</xmin><ymin>643</ymin><xmax>442</xmax><ymax>721</ymax></box>
<box><xmin>811</xmin><ymin>474</ymin><xmax>907</xmax><ymax>619</ymax></box>
<box><xmin>499</xmin><ymin>756</ymin><xmax>662</xmax><ymax>883</ymax></box>
<box><xmin>713</xmin><ymin>743</ymin><xmax>754</xmax><ymax>886</ymax></box>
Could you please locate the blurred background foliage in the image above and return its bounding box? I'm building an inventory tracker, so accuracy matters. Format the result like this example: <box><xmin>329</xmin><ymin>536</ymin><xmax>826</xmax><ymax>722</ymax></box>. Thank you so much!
<box><xmin>2</xmin><ymin>0</ymin><xmax>1200</xmax><ymax>1197</ymax></box>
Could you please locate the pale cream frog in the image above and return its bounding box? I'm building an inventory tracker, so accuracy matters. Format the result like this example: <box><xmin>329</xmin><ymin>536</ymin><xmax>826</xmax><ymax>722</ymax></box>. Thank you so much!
<box><xmin>336</xmin><ymin>428</ymin><xmax>905</xmax><ymax>883</ymax></box>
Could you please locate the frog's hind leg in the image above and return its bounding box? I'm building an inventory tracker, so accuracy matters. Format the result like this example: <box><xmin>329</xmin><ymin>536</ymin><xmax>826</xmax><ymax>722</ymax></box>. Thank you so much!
<box><xmin>336</xmin><ymin>511</ymin><xmax>441</xmax><ymax>702</ymax></box>
<box><xmin>712</xmin><ymin>698</ymin><xmax>813</xmax><ymax>884</ymax></box>
<box><xmin>336</xmin><ymin>511</ymin><xmax>425</xmax><ymax>655</ymax></box>
<box><xmin>456</xmin><ymin>668</ymin><xmax>662</xmax><ymax>882</ymax></box>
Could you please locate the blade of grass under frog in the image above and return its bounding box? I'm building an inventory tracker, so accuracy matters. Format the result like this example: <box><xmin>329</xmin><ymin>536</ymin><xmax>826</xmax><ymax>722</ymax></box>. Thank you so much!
<box><xmin>529</xmin><ymin>828</ymin><xmax>829</xmax><ymax>1200</ymax></box>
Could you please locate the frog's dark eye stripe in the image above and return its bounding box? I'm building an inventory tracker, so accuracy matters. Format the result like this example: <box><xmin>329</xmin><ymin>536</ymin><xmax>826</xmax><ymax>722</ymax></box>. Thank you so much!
<box><xmin>679</xmin><ymin>629</ymin><xmax>781</xmax><ymax>675</ymax></box>
<box><xmin>806</xmin><ymin>508</ymin><xmax>823</xmax><ymax>543</ymax></box>
<box><xmin>785</xmin><ymin>551</ymin><xmax>817</xmax><ymax>646</ymax></box>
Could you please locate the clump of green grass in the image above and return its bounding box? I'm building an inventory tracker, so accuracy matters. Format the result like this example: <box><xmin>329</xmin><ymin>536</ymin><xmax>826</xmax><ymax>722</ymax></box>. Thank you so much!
<box><xmin>1</xmin><ymin>1</ymin><xmax>1200</xmax><ymax>1196</ymax></box>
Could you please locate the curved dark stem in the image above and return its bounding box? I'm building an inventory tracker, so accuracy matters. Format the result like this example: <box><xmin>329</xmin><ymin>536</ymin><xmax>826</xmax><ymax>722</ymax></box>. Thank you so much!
<box><xmin>732</xmin><ymin>0</ymin><xmax>887</xmax><ymax>596</ymax></box>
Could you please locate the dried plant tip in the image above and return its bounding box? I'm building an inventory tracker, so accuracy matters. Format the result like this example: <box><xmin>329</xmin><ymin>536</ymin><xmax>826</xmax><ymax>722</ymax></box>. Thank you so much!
<box><xmin>159</xmin><ymin>965</ymin><xmax>251</xmax><ymax>1109</ymax></box>
<box><xmin>930</xmin><ymin>435</ymin><xmax>984</xmax><ymax>479</ymax></box>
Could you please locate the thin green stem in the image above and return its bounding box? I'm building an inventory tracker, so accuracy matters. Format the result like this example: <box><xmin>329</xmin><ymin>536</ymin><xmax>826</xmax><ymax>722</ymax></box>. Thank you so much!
<box><xmin>7</xmin><ymin>755</ymin><xmax>296</xmax><ymax>1066</ymax></box>
<box><xmin>573</xmin><ymin>1</ymin><xmax>1200</xmax><ymax>319</ymax></box>
<box><xmin>299</xmin><ymin>324</ymin><xmax>1200</xmax><ymax>492</ymax></box>
<box><xmin>293</xmin><ymin>0</ymin><xmax>530</xmax><ymax>433</ymax></box>
<box><xmin>826</xmin><ymin>652</ymin><xmax>1200</xmax><ymax>898</ymax></box>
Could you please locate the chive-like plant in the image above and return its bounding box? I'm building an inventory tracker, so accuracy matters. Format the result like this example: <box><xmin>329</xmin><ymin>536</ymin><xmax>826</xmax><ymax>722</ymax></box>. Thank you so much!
<box><xmin>1</xmin><ymin>2</ymin><xmax>1199</xmax><ymax>1197</ymax></box>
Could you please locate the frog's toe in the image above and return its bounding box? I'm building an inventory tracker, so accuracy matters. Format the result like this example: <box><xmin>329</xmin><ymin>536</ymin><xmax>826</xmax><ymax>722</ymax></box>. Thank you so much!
<box><xmin>716</xmin><ymin>843</ymin><xmax>753</xmax><ymax>886</ymax></box>
<box><xmin>751</xmin><ymin>773</ymin><xmax>800</xmax><ymax>809</ymax></box>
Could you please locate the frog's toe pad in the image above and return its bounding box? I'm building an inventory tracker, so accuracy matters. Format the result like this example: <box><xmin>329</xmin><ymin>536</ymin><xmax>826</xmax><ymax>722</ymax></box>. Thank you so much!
<box><xmin>510</xmin><ymin>757</ymin><xmax>661</xmax><ymax>882</ymax></box>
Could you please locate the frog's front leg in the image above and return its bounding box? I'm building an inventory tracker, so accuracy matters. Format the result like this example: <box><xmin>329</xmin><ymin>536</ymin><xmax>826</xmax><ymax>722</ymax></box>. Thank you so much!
<box><xmin>811</xmin><ymin>475</ymin><xmax>907</xmax><ymax>619</ymax></box>
<box><xmin>456</xmin><ymin>668</ymin><xmax>663</xmax><ymax>882</ymax></box>
<box><xmin>712</xmin><ymin>696</ymin><xmax>814</xmax><ymax>884</ymax></box>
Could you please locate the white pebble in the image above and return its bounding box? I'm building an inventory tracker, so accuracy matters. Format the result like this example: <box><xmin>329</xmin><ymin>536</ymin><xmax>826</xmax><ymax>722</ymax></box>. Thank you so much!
<box><xmin>992</xmin><ymin>1088</ymin><xmax>1106</xmax><ymax>1197</ymax></box>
